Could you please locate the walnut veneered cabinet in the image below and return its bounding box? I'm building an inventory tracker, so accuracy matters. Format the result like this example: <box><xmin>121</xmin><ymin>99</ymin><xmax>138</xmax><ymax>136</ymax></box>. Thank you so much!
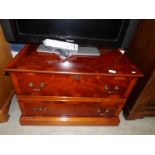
<box><xmin>4</xmin><ymin>45</ymin><xmax>142</xmax><ymax>125</ymax></box>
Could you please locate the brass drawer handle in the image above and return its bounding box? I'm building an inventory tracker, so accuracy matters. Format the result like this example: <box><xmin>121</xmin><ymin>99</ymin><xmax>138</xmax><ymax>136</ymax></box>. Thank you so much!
<box><xmin>98</xmin><ymin>108</ymin><xmax>109</xmax><ymax>116</ymax></box>
<box><xmin>33</xmin><ymin>107</ymin><xmax>47</xmax><ymax>112</ymax></box>
<box><xmin>40</xmin><ymin>82</ymin><xmax>45</xmax><ymax>88</ymax></box>
<box><xmin>104</xmin><ymin>85</ymin><xmax>120</xmax><ymax>94</ymax></box>
<box><xmin>32</xmin><ymin>88</ymin><xmax>41</xmax><ymax>92</ymax></box>
<box><xmin>99</xmin><ymin>113</ymin><xmax>105</xmax><ymax>116</ymax></box>
<box><xmin>104</xmin><ymin>85</ymin><xmax>115</xmax><ymax>94</ymax></box>
<box><xmin>28</xmin><ymin>82</ymin><xmax>33</xmax><ymax>87</ymax></box>
<box><xmin>106</xmin><ymin>90</ymin><xmax>116</xmax><ymax>94</ymax></box>
<box><xmin>28</xmin><ymin>82</ymin><xmax>45</xmax><ymax>92</ymax></box>
<box><xmin>104</xmin><ymin>85</ymin><xmax>109</xmax><ymax>91</ymax></box>
<box><xmin>114</xmin><ymin>85</ymin><xmax>119</xmax><ymax>90</ymax></box>
<box><xmin>73</xmin><ymin>74</ymin><xmax>81</xmax><ymax>80</ymax></box>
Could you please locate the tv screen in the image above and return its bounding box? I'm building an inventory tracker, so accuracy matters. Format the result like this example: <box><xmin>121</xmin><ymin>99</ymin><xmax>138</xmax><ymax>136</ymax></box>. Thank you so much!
<box><xmin>1</xmin><ymin>19</ymin><xmax>138</xmax><ymax>48</ymax></box>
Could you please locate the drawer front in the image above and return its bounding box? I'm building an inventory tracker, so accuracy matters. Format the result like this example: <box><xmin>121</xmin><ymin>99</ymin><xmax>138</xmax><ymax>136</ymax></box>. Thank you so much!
<box><xmin>19</xmin><ymin>100</ymin><xmax>121</xmax><ymax>117</ymax></box>
<box><xmin>13</xmin><ymin>72</ymin><xmax>133</xmax><ymax>98</ymax></box>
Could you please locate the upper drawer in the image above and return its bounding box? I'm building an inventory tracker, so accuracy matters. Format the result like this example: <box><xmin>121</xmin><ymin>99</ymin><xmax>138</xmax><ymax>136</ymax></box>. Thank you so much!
<box><xmin>11</xmin><ymin>72</ymin><xmax>134</xmax><ymax>98</ymax></box>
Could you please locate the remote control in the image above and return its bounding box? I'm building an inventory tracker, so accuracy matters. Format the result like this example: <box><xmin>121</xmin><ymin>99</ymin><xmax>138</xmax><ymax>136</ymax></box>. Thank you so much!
<box><xmin>43</xmin><ymin>39</ymin><xmax>78</xmax><ymax>51</ymax></box>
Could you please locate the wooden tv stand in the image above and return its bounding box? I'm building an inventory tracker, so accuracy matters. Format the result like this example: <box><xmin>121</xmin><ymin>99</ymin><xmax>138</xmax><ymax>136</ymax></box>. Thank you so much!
<box><xmin>4</xmin><ymin>45</ymin><xmax>142</xmax><ymax>125</ymax></box>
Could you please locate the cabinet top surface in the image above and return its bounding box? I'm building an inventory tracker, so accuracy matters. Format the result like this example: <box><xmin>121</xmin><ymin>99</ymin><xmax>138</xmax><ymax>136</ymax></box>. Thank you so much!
<box><xmin>5</xmin><ymin>45</ymin><xmax>143</xmax><ymax>77</ymax></box>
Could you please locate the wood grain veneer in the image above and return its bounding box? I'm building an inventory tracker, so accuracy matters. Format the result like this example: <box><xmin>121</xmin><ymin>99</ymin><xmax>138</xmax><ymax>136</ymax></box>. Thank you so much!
<box><xmin>4</xmin><ymin>44</ymin><xmax>142</xmax><ymax>125</ymax></box>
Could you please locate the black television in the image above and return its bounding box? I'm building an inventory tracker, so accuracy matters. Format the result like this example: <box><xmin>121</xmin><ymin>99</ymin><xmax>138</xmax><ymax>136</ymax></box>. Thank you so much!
<box><xmin>0</xmin><ymin>19</ymin><xmax>138</xmax><ymax>48</ymax></box>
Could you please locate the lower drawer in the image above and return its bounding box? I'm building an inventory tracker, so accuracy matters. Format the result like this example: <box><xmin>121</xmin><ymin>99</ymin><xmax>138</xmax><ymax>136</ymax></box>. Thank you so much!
<box><xmin>19</xmin><ymin>100</ymin><xmax>122</xmax><ymax>117</ymax></box>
